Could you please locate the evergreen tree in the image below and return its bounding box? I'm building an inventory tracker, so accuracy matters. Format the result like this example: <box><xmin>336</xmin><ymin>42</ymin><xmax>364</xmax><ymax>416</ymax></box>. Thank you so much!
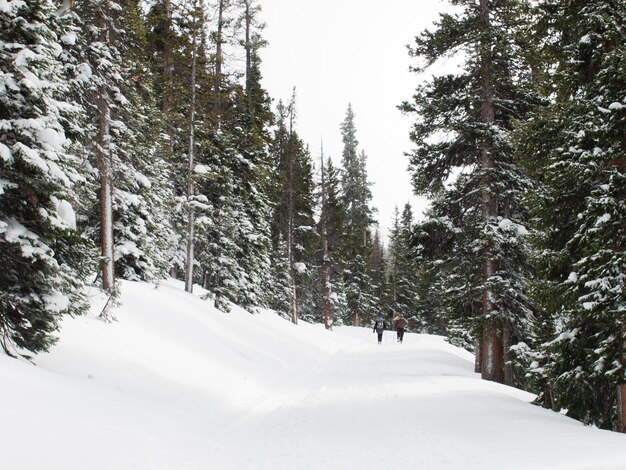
<box><xmin>338</xmin><ymin>105</ymin><xmax>377</xmax><ymax>326</ymax></box>
<box><xmin>270</xmin><ymin>95</ymin><xmax>317</xmax><ymax>323</ymax></box>
<box><xmin>72</xmin><ymin>0</ymin><xmax>174</xmax><ymax>288</ymax></box>
<box><xmin>401</xmin><ymin>0</ymin><xmax>537</xmax><ymax>384</ymax></box>
<box><xmin>516</xmin><ymin>0</ymin><xmax>626</xmax><ymax>430</ymax></box>
<box><xmin>0</xmin><ymin>0</ymin><xmax>92</xmax><ymax>355</ymax></box>
<box><xmin>388</xmin><ymin>204</ymin><xmax>420</xmax><ymax>329</ymax></box>
<box><xmin>228</xmin><ymin>1</ymin><xmax>274</xmax><ymax>309</ymax></box>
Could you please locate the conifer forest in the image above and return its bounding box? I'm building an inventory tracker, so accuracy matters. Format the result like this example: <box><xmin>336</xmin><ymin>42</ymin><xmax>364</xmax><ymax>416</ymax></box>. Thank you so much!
<box><xmin>1</xmin><ymin>0</ymin><xmax>626</xmax><ymax>448</ymax></box>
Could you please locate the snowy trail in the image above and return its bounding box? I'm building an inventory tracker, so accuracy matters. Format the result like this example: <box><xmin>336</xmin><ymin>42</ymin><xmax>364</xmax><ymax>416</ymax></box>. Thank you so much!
<box><xmin>4</xmin><ymin>280</ymin><xmax>626</xmax><ymax>470</ymax></box>
<box><xmin>210</xmin><ymin>334</ymin><xmax>626</xmax><ymax>470</ymax></box>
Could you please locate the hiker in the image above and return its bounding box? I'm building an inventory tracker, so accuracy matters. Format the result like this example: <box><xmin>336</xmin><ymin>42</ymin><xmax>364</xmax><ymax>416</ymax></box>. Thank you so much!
<box><xmin>373</xmin><ymin>313</ymin><xmax>386</xmax><ymax>344</ymax></box>
<box><xmin>393</xmin><ymin>312</ymin><xmax>407</xmax><ymax>343</ymax></box>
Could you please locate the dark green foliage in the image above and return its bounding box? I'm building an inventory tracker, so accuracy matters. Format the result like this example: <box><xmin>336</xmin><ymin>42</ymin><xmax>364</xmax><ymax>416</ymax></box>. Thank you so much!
<box><xmin>0</xmin><ymin>0</ymin><xmax>93</xmax><ymax>356</ymax></box>
<box><xmin>515</xmin><ymin>0</ymin><xmax>626</xmax><ymax>429</ymax></box>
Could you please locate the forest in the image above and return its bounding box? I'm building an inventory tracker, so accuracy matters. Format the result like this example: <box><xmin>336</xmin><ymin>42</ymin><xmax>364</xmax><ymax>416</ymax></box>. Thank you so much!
<box><xmin>1</xmin><ymin>0</ymin><xmax>625</xmax><ymax>434</ymax></box>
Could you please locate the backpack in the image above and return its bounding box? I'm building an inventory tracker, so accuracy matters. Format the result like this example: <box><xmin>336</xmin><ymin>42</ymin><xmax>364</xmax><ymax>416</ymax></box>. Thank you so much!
<box><xmin>375</xmin><ymin>319</ymin><xmax>384</xmax><ymax>331</ymax></box>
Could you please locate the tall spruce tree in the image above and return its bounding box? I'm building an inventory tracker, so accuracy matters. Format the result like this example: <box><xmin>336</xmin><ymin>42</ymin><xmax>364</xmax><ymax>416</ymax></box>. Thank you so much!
<box><xmin>270</xmin><ymin>95</ymin><xmax>317</xmax><ymax>323</ymax></box>
<box><xmin>516</xmin><ymin>0</ymin><xmax>626</xmax><ymax>430</ymax></box>
<box><xmin>339</xmin><ymin>105</ymin><xmax>377</xmax><ymax>326</ymax></box>
<box><xmin>72</xmin><ymin>0</ymin><xmax>174</xmax><ymax>289</ymax></box>
<box><xmin>0</xmin><ymin>0</ymin><xmax>92</xmax><ymax>355</ymax></box>
<box><xmin>228</xmin><ymin>0</ymin><xmax>274</xmax><ymax>309</ymax></box>
<box><xmin>401</xmin><ymin>0</ymin><xmax>537</xmax><ymax>384</ymax></box>
<box><xmin>388</xmin><ymin>204</ymin><xmax>420</xmax><ymax>329</ymax></box>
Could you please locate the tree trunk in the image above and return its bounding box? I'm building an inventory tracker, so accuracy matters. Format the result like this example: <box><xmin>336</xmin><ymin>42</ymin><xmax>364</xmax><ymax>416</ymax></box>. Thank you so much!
<box><xmin>162</xmin><ymin>0</ymin><xmax>179</xmax><ymax>280</ymax></box>
<box><xmin>617</xmin><ymin>384</ymin><xmax>626</xmax><ymax>433</ymax></box>
<box><xmin>184</xmin><ymin>14</ymin><xmax>199</xmax><ymax>294</ymax></box>
<box><xmin>98</xmin><ymin>1</ymin><xmax>114</xmax><ymax>292</ymax></box>
<box><xmin>320</xmin><ymin>148</ymin><xmax>333</xmax><ymax>331</ymax></box>
<box><xmin>478</xmin><ymin>0</ymin><xmax>504</xmax><ymax>384</ymax></box>
<box><xmin>618</xmin><ymin>329</ymin><xmax>626</xmax><ymax>432</ymax></box>
<box><xmin>475</xmin><ymin>337</ymin><xmax>482</xmax><ymax>373</ymax></box>
<box><xmin>287</xmin><ymin>101</ymin><xmax>298</xmax><ymax>324</ymax></box>
<box><xmin>98</xmin><ymin>97</ymin><xmax>114</xmax><ymax>291</ymax></box>
<box><xmin>244</xmin><ymin>1</ymin><xmax>251</xmax><ymax>94</ymax></box>
<box><xmin>482</xmin><ymin>321</ymin><xmax>504</xmax><ymax>383</ymax></box>
<box><xmin>162</xmin><ymin>0</ymin><xmax>175</xmax><ymax>157</ymax></box>
<box><xmin>214</xmin><ymin>0</ymin><xmax>225</xmax><ymax>131</ymax></box>
<box><xmin>503</xmin><ymin>319</ymin><xmax>514</xmax><ymax>386</ymax></box>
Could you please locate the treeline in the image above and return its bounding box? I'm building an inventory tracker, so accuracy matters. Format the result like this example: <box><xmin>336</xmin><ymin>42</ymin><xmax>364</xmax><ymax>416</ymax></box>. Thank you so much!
<box><xmin>402</xmin><ymin>0</ymin><xmax>625</xmax><ymax>432</ymax></box>
<box><xmin>1</xmin><ymin>0</ymin><xmax>421</xmax><ymax>361</ymax></box>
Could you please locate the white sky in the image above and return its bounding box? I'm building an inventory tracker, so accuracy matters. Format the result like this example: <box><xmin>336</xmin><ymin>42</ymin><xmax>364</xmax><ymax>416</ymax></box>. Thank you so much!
<box><xmin>260</xmin><ymin>0</ymin><xmax>453</xmax><ymax>237</ymax></box>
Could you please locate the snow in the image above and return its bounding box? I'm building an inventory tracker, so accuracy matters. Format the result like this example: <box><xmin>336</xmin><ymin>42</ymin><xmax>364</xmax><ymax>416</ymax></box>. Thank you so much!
<box><xmin>293</xmin><ymin>261</ymin><xmax>307</xmax><ymax>273</ymax></box>
<box><xmin>0</xmin><ymin>0</ymin><xmax>26</xmax><ymax>14</ymax></box>
<box><xmin>0</xmin><ymin>142</ymin><xmax>12</xmax><ymax>162</ymax></box>
<box><xmin>498</xmin><ymin>217</ymin><xmax>529</xmax><ymax>236</ymax></box>
<box><xmin>2</xmin><ymin>279</ymin><xmax>626</xmax><ymax>469</ymax></box>
<box><xmin>0</xmin><ymin>178</ymin><xmax>17</xmax><ymax>195</ymax></box>
<box><xmin>60</xmin><ymin>31</ymin><xmax>77</xmax><ymax>46</ymax></box>
<box><xmin>596</xmin><ymin>213</ymin><xmax>611</xmax><ymax>226</ymax></box>
<box><xmin>56</xmin><ymin>199</ymin><xmax>76</xmax><ymax>229</ymax></box>
<box><xmin>43</xmin><ymin>290</ymin><xmax>71</xmax><ymax>313</ymax></box>
<box><xmin>38</xmin><ymin>127</ymin><xmax>67</xmax><ymax>152</ymax></box>
<box><xmin>608</xmin><ymin>102</ymin><xmax>624</xmax><ymax>111</ymax></box>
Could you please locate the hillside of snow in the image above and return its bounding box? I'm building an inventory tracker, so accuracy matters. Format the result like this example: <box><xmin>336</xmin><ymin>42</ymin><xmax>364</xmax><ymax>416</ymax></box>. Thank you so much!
<box><xmin>2</xmin><ymin>279</ymin><xmax>626</xmax><ymax>470</ymax></box>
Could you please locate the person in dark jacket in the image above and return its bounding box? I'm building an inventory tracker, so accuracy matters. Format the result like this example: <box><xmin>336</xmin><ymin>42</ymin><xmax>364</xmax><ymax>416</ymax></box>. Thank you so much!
<box><xmin>393</xmin><ymin>313</ymin><xmax>407</xmax><ymax>343</ymax></box>
<box><xmin>373</xmin><ymin>313</ymin><xmax>386</xmax><ymax>344</ymax></box>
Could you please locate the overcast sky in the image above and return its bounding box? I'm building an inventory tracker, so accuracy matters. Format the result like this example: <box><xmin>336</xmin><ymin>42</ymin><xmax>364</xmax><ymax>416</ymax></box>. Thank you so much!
<box><xmin>259</xmin><ymin>0</ymin><xmax>454</xmax><ymax>237</ymax></box>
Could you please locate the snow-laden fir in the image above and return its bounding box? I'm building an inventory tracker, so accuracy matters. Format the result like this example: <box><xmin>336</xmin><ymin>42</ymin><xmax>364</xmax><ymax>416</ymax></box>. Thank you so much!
<box><xmin>2</xmin><ymin>279</ymin><xmax>626</xmax><ymax>470</ymax></box>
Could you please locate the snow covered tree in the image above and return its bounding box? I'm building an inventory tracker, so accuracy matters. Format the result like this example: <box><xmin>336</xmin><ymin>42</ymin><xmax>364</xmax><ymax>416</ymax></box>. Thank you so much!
<box><xmin>270</xmin><ymin>95</ymin><xmax>317</xmax><ymax>323</ymax></box>
<box><xmin>226</xmin><ymin>1</ymin><xmax>274</xmax><ymax>309</ymax></box>
<box><xmin>0</xmin><ymin>0</ymin><xmax>93</xmax><ymax>355</ymax></box>
<box><xmin>72</xmin><ymin>0</ymin><xmax>174</xmax><ymax>287</ymax></box>
<box><xmin>388</xmin><ymin>204</ymin><xmax>420</xmax><ymax>330</ymax></box>
<box><xmin>401</xmin><ymin>0</ymin><xmax>537</xmax><ymax>384</ymax></box>
<box><xmin>516</xmin><ymin>0</ymin><xmax>626</xmax><ymax>430</ymax></box>
<box><xmin>319</xmin><ymin>149</ymin><xmax>334</xmax><ymax>330</ymax></box>
<box><xmin>338</xmin><ymin>105</ymin><xmax>378</xmax><ymax>326</ymax></box>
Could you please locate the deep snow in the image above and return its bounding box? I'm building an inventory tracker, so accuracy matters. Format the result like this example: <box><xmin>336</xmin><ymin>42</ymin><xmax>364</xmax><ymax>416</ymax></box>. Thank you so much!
<box><xmin>2</xmin><ymin>279</ymin><xmax>626</xmax><ymax>469</ymax></box>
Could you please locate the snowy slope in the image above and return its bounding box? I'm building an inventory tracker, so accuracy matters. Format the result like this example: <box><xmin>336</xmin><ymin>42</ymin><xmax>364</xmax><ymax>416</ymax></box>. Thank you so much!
<box><xmin>2</xmin><ymin>279</ymin><xmax>626</xmax><ymax>470</ymax></box>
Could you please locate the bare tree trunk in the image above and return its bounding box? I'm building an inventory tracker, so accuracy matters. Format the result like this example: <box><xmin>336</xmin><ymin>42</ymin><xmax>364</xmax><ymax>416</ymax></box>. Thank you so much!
<box><xmin>617</xmin><ymin>329</ymin><xmax>626</xmax><ymax>432</ymax></box>
<box><xmin>97</xmin><ymin>1</ymin><xmax>114</xmax><ymax>292</ymax></box>
<box><xmin>478</xmin><ymin>0</ymin><xmax>504</xmax><ymax>384</ymax></box>
<box><xmin>214</xmin><ymin>0</ymin><xmax>226</xmax><ymax>131</ymax></box>
<box><xmin>287</xmin><ymin>100</ymin><xmax>298</xmax><ymax>324</ymax></box>
<box><xmin>98</xmin><ymin>97</ymin><xmax>114</xmax><ymax>291</ymax></box>
<box><xmin>243</xmin><ymin>0</ymin><xmax>251</xmax><ymax>94</ymax></box>
<box><xmin>475</xmin><ymin>337</ymin><xmax>482</xmax><ymax>373</ymax></box>
<box><xmin>184</xmin><ymin>14</ymin><xmax>199</xmax><ymax>294</ymax></box>
<box><xmin>161</xmin><ymin>0</ymin><xmax>180</xmax><ymax>280</ymax></box>
<box><xmin>503</xmin><ymin>319</ymin><xmax>514</xmax><ymax>386</ymax></box>
<box><xmin>320</xmin><ymin>147</ymin><xmax>333</xmax><ymax>331</ymax></box>
<box><xmin>352</xmin><ymin>311</ymin><xmax>360</xmax><ymax>327</ymax></box>
<box><xmin>162</xmin><ymin>0</ymin><xmax>175</xmax><ymax>157</ymax></box>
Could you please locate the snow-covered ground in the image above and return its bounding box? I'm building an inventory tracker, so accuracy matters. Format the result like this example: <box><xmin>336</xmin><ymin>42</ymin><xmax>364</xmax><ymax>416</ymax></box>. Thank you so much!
<box><xmin>2</xmin><ymin>279</ymin><xmax>626</xmax><ymax>469</ymax></box>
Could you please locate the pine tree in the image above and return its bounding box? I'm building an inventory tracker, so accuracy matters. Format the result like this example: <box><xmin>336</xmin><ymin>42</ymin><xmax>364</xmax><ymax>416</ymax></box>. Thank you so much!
<box><xmin>72</xmin><ymin>0</ymin><xmax>175</xmax><ymax>288</ymax></box>
<box><xmin>270</xmin><ymin>95</ymin><xmax>317</xmax><ymax>323</ymax></box>
<box><xmin>401</xmin><ymin>0</ymin><xmax>537</xmax><ymax>384</ymax></box>
<box><xmin>0</xmin><ymin>0</ymin><xmax>92</xmax><ymax>355</ymax></box>
<box><xmin>338</xmin><ymin>105</ymin><xmax>377</xmax><ymax>326</ymax></box>
<box><xmin>227</xmin><ymin>0</ymin><xmax>274</xmax><ymax>309</ymax></box>
<box><xmin>516</xmin><ymin>0</ymin><xmax>626</xmax><ymax>430</ymax></box>
<box><xmin>388</xmin><ymin>204</ymin><xmax>420</xmax><ymax>329</ymax></box>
